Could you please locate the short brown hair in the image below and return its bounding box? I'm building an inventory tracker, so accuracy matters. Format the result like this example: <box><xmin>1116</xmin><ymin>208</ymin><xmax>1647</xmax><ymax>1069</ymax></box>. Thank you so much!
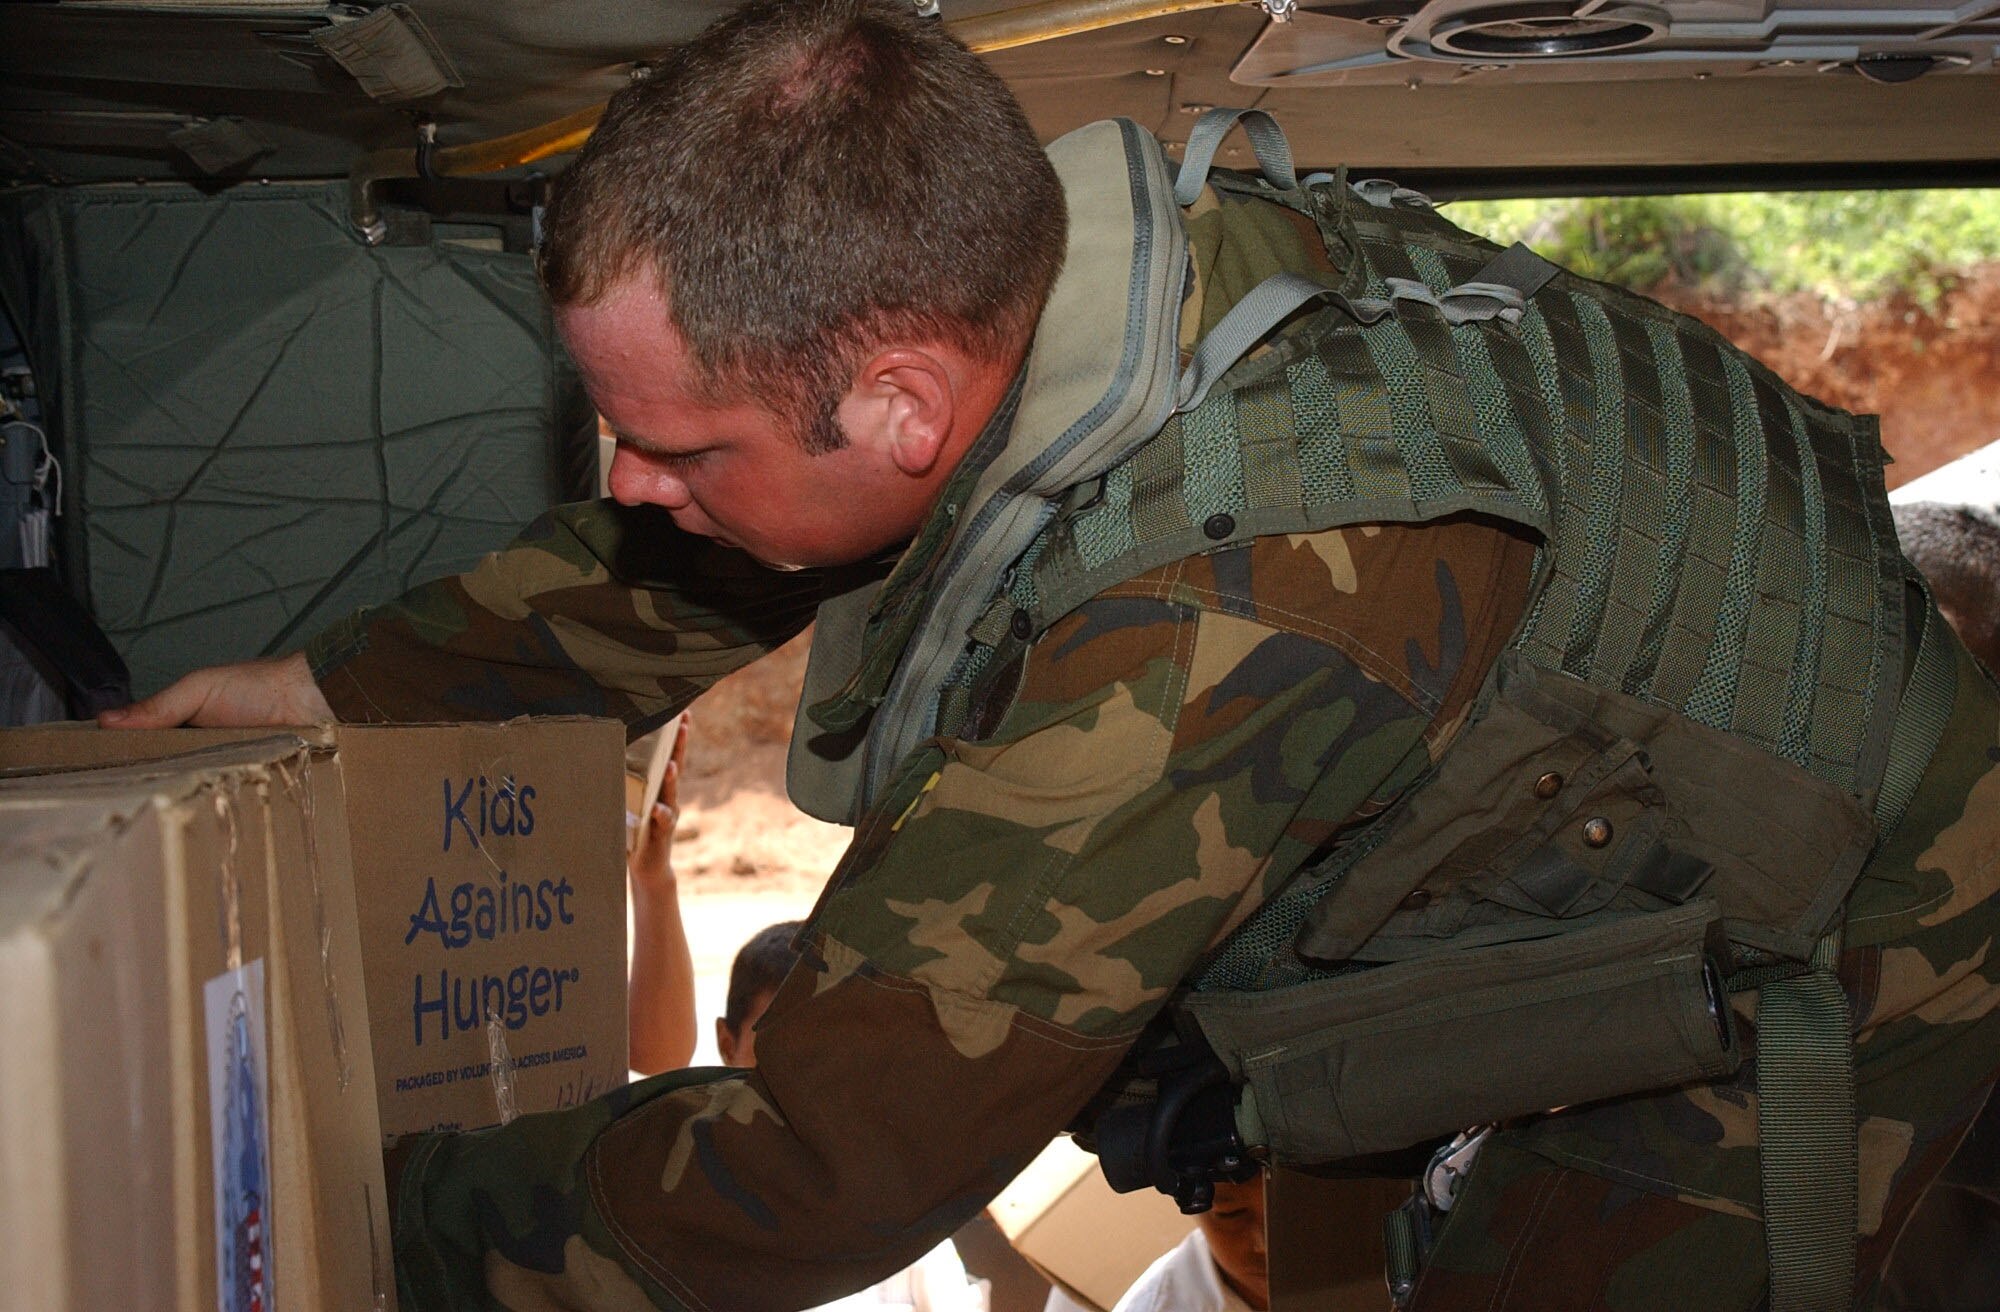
<box><xmin>724</xmin><ymin>920</ymin><xmax>802</xmax><ymax>1033</ymax></box>
<box><xmin>540</xmin><ymin>0</ymin><xmax>1067</xmax><ymax>453</ymax></box>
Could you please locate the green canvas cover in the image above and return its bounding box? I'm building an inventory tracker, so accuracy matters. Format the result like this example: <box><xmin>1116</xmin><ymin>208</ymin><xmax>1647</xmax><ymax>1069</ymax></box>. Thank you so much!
<box><xmin>0</xmin><ymin>181</ymin><xmax>593</xmax><ymax>695</ymax></box>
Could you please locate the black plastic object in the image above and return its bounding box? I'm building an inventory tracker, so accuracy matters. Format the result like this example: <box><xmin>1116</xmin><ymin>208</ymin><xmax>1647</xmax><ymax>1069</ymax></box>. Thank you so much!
<box><xmin>1093</xmin><ymin>1037</ymin><xmax>1258</xmax><ymax>1214</ymax></box>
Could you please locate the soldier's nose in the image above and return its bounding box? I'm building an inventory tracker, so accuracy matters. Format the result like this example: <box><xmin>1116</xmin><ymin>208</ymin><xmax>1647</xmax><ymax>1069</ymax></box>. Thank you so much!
<box><xmin>608</xmin><ymin>449</ymin><xmax>692</xmax><ymax>510</ymax></box>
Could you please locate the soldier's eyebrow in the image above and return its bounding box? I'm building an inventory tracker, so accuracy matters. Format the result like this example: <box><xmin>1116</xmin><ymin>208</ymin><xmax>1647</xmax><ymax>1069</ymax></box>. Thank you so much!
<box><xmin>609</xmin><ymin>427</ymin><xmax>708</xmax><ymax>461</ymax></box>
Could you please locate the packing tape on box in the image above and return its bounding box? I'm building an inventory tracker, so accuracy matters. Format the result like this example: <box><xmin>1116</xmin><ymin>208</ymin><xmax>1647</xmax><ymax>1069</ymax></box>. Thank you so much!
<box><xmin>366</xmin><ymin>1181</ymin><xmax>390</xmax><ymax>1310</ymax></box>
<box><xmin>487</xmin><ymin>1010</ymin><xmax>520</xmax><ymax>1125</ymax></box>
<box><xmin>278</xmin><ymin>756</ymin><xmax>355</xmax><ymax>1092</ymax></box>
<box><xmin>215</xmin><ymin>785</ymin><xmax>243</xmax><ymax>974</ymax></box>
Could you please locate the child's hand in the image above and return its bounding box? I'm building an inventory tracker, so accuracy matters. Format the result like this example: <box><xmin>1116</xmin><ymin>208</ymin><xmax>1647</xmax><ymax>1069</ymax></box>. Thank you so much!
<box><xmin>628</xmin><ymin>716</ymin><xmax>690</xmax><ymax>895</ymax></box>
<box><xmin>627</xmin><ymin>714</ymin><xmax>698</xmax><ymax>1075</ymax></box>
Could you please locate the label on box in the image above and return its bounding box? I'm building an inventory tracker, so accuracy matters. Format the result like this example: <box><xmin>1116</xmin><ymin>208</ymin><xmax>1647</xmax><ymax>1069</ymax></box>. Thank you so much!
<box><xmin>347</xmin><ymin>727</ymin><xmax>627</xmax><ymax>1135</ymax></box>
<box><xmin>382</xmin><ymin>772</ymin><xmax>597</xmax><ymax>1105</ymax></box>
<box><xmin>205</xmin><ymin>959</ymin><xmax>273</xmax><ymax>1312</ymax></box>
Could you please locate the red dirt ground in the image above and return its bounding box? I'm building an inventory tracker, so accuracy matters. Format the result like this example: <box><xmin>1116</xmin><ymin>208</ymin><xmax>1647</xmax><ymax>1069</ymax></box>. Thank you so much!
<box><xmin>1655</xmin><ymin>266</ymin><xmax>2000</xmax><ymax>491</ymax></box>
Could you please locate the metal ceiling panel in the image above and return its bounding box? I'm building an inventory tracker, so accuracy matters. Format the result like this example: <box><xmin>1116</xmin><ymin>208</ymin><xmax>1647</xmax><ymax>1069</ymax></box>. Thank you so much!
<box><xmin>4</xmin><ymin>0</ymin><xmax>1998</xmax><ymax>191</ymax></box>
<box><xmin>1237</xmin><ymin>2</ymin><xmax>2000</xmax><ymax>87</ymax></box>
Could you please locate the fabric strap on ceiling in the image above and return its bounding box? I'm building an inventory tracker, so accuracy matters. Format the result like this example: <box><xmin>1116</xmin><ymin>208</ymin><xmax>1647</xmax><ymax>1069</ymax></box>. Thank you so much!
<box><xmin>313</xmin><ymin>4</ymin><xmax>464</xmax><ymax>105</ymax></box>
<box><xmin>166</xmin><ymin>117</ymin><xmax>273</xmax><ymax>175</ymax></box>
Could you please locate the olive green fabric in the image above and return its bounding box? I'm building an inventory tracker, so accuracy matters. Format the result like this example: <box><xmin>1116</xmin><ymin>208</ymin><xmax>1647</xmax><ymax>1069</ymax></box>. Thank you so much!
<box><xmin>0</xmin><ymin>181</ymin><xmax>593</xmax><ymax>694</ymax></box>
<box><xmin>1297</xmin><ymin>653</ymin><xmax>1877</xmax><ymax>967</ymax></box>
<box><xmin>1011</xmin><ymin>173</ymin><xmax>1902</xmax><ymax>806</ymax></box>
<box><xmin>1755</xmin><ymin>589</ymin><xmax>1958</xmax><ymax>1312</ymax></box>
<box><xmin>1408</xmin><ymin>639</ymin><xmax>2000</xmax><ymax>1311</ymax></box>
<box><xmin>995</xmin><ymin>153</ymin><xmax>1906</xmax><ymax>1298</ymax></box>
<box><xmin>785</xmin><ymin>117</ymin><xmax>1190</xmax><ymax>825</ymax></box>
<box><xmin>975</xmin><ymin>170</ymin><xmax>1903</xmax><ymax>1037</ymax></box>
<box><xmin>1756</xmin><ymin>930</ymin><xmax>1857</xmax><ymax>1312</ymax></box>
<box><xmin>1187</xmin><ymin>899</ymin><xmax>1737</xmax><ymax>1162</ymax></box>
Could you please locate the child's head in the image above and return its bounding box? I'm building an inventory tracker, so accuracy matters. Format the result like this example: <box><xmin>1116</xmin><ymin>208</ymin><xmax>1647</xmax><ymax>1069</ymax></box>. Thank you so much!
<box><xmin>717</xmin><ymin>920</ymin><xmax>802</xmax><ymax>1067</ymax></box>
<box><xmin>1197</xmin><ymin>1173</ymin><xmax>1269</xmax><ymax>1310</ymax></box>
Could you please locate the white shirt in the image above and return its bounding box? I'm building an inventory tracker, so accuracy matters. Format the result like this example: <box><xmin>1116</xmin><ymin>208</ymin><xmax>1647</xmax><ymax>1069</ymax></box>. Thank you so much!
<box><xmin>811</xmin><ymin>1239</ymin><xmax>988</xmax><ymax>1312</ymax></box>
<box><xmin>1041</xmin><ymin>1231</ymin><xmax>1252</xmax><ymax>1312</ymax></box>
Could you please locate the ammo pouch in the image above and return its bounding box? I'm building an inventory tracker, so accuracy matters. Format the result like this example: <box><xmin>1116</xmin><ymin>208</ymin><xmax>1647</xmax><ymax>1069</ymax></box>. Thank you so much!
<box><xmin>1184</xmin><ymin>900</ymin><xmax>1736</xmax><ymax>1161</ymax></box>
<box><xmin>1181</xmin><ymin>652</ymin><xmax>1879</xmax><ymax>1165</ymax></box>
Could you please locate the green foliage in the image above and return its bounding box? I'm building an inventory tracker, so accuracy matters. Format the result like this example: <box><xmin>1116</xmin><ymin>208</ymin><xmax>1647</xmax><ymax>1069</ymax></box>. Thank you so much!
<box><xmin>1446</xmin><ymin>190</ymin><xmax>2000</xmax><ymax>308</ymax></box>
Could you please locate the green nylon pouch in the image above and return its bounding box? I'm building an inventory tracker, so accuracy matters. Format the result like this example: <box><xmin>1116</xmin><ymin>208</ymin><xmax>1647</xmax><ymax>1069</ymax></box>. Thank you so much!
<box><xmin>1302</xmin><ymin>654</ymin><xmax>1879</xmax><ymax>966</ymax></box>
<box><xmin>1184</xmin><ymin>900</ymin><xmax>1739</xmax><ymax>1164</ymax></box>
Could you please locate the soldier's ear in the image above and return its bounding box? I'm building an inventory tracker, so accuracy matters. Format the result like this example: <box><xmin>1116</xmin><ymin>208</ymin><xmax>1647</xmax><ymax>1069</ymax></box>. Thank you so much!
<box><xmin>715</xmin><ymin>1017</ymin><xmax>740</xmax><ymax>1065</ymax></box>
<box><xmin>838</xmin><ymin>347</ymin><xmax>955</xmax><ymax>477</ymax></box>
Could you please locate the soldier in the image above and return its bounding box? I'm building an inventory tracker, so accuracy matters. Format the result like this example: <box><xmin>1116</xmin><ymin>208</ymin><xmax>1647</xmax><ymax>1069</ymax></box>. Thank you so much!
<box><xmin>108</xmin><ymin>0</ymin><xmax>2000</xmax><ymax>1308</ymax></box>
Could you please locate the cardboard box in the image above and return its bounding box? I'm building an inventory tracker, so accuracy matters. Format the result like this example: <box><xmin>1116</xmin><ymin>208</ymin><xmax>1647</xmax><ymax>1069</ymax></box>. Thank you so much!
<box><xmin>989</xmin><ymin>1137</ymin><xmax>1195</xmax><ymax>1311</ymax></box>
<box><xmin>1265</xmin><ymin>1168</ymin><xmax>1404</xmax><ymax>1311</ymax></box>
<box><xmin>1</xmin><ymin>718</ymin><xmax>630</xmax><ymax>1137</ymax></box>
<box><xmin>0</xmin><ymin>739</ymin><xmax>393</xmax><ymax>1311</ymax></box>
<box><xmin>1</xmin><ymin>799</ymin><xmax>177</xmax><ymax>1310</ymax></box>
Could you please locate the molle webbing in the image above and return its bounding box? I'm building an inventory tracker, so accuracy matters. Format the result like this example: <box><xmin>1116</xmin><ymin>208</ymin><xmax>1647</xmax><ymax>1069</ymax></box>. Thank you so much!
<box><xmin>990</xmin><ymin>239</ymin><xmax>1555</xmax><ymax>642</ymax></box>
<box><xmin>1508</xmin><ymin>282</ymin><xmax>1900</xmax><ymax>797</ymax></box>
<box><xmin>1338</xmin><ymin>187</ymin><xmax>1903</xmax><ymax>797</ymax></box>
<box><xmin>992</xmin><ymin>175</ymin><xmax>1902</xmax><ymax>807</ymax></box>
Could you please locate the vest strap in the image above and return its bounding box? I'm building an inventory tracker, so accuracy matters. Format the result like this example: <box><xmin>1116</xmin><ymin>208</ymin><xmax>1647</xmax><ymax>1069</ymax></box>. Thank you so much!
<box><xmin>1384</xmin><ymin>276</ymin><xmax>1531</xmax><ymax>328</ymax></box>
<box><xmin>1173</xmin><ymin>272</ymin><xmax>1389</xmax><ymax>413</ymax></box>
<box><xmin>1171</xmin><ymin>241</ymin><xmax>1556</xmax><ymax>422</ymax></box>
<box><xmin>1468</xmin><ymin>242</ymin><xmax>1562</xmax><ymax>303</ymax></box>
<box><xmin>1757</xmin><ymin>582</ymin><xmax>1954</xmax><ymax>1311</ymax></box>
<box><xmin>1174</xmin><ymin>108</ymin><xmax>1297</xmax><ymax>206</ymax></box>
<box><xmin>1756</xmin><ymin>928</ymin><xmax>1855</xmax><ymax>1312</ymax></box>
<box><xmin>788</xmin><ymin>119</ymin><xmax>1189</xmax><ymax>822</ymax></box>
<box><xmin>1876</xmin><ymin>580</ymin><xmax>1956</xmax><ymax>836</ymax></box>
<box><xmin>1351</xmin><ymin>178</ymin><xmax>1434</xmax><ymax>211</ymax></box>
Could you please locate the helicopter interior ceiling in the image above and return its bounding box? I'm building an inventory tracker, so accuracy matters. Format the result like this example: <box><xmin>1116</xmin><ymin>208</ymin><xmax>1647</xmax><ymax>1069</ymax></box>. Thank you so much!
<box><xmin>2</xmin><ymin>1</ymin><xmax>1998</xmax><ymax>193</ymax></box>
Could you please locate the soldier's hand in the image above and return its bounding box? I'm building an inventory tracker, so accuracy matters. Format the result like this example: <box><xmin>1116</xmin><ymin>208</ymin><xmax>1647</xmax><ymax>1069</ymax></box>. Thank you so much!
<box><xmin>98</xmin><ymin>652</ymin><xmax>336</xmax><ymax>728</ymax></box>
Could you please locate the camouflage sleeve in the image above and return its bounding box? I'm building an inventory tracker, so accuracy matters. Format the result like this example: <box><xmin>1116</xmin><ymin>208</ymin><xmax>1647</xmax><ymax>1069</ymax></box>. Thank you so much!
<box><xmin>302</xmin><ymin>499</ymin><xmax>831</xmax><ymax>729</ymax></box>
<box><xmin>390</xmin><ymin>518</ymin><xmax>1535</xmax><ymax>1312</ymax></box>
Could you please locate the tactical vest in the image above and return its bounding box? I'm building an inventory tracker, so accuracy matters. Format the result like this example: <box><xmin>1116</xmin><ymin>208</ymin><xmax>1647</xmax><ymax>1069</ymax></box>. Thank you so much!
<box><xmin>789</xmin><ymin>111</ymin><xmax>1950</xmax><ymax>1305</ymax></box>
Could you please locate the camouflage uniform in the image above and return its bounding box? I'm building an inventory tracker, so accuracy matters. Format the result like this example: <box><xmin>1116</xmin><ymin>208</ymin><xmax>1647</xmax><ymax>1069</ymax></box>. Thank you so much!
<box><xmin>1411</xmin><ymin>636</ymin><xmax>2000</xmax><ymax>1310</ymax></box>
<box><xmin>308</xmin><ymin>164</ymin><xmax>2000</xmax><ymax>1311</ymax></box>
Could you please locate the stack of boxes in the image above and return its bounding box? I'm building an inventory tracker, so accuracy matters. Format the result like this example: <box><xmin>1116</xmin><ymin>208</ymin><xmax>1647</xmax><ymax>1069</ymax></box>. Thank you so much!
<box><xmin>0</xmin><ymin>719</ymin><xmax>628</xmax><ymax>1310</ymax></box>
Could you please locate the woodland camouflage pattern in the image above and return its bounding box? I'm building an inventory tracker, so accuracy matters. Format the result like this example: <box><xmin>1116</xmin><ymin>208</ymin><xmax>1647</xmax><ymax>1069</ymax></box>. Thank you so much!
<box><xmin>1413</xmin><ymin>638</ymin><xmax>2000</xmax><ymax>1310</ymax></box>
<box><xmin>308</xmin><ymin>168</ymin><xmax>2000</xmax><ymax>1312</ymax></box>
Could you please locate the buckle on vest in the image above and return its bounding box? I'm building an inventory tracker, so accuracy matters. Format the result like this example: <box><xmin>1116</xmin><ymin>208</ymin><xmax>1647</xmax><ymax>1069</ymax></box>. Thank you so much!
<box><xmin>1420</xmin><ymin>1125</ymin><xmax>1494</xmax><ymax>1213</ymax></box>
